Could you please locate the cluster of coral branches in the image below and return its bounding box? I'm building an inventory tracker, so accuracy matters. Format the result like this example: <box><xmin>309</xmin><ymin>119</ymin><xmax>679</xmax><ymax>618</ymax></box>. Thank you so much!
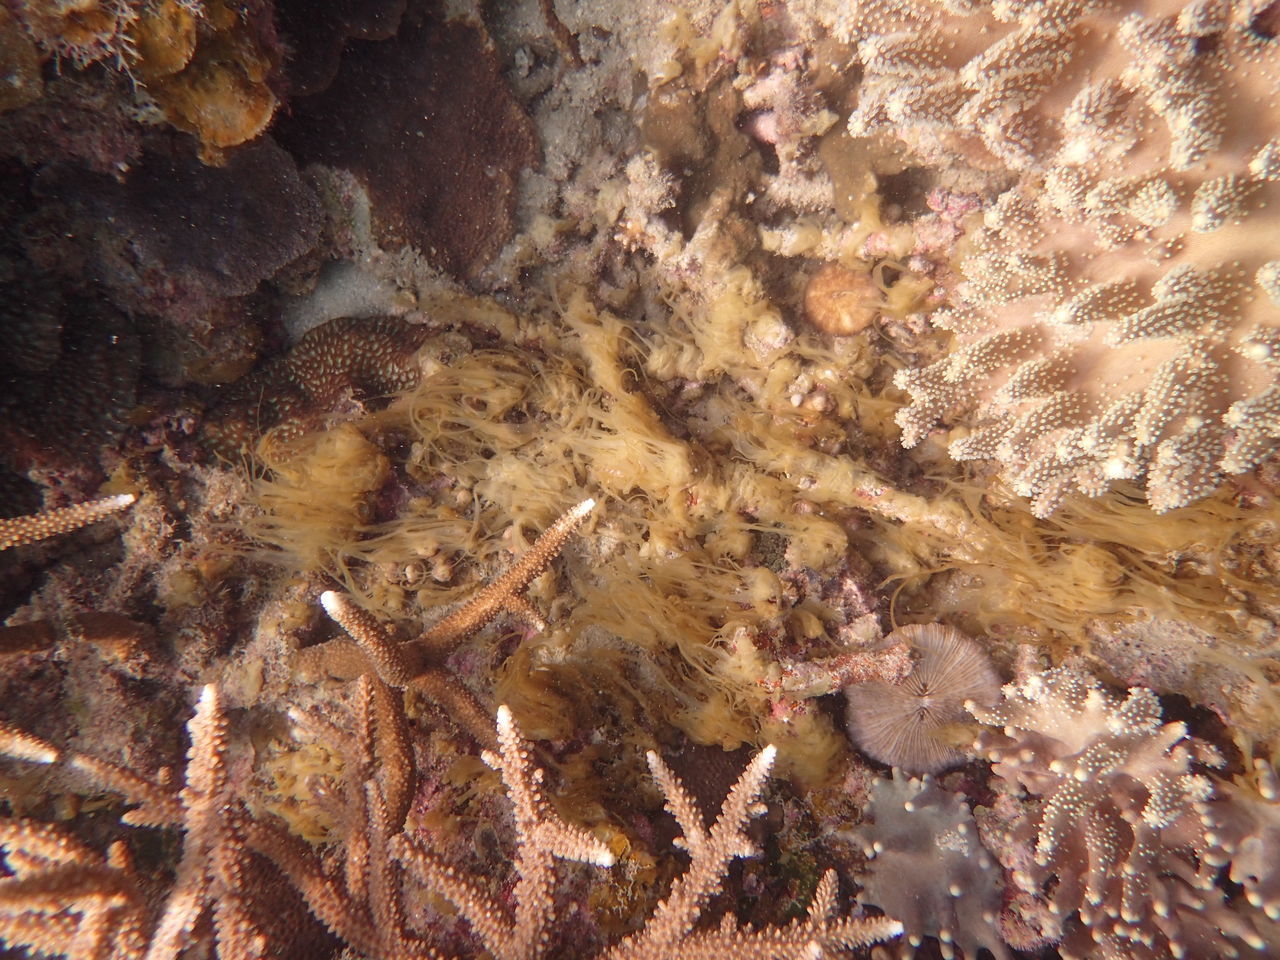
<box><xmin>0</xmin><ymin>679</ymin><xmax>900</xmax><ymax>959</ymax></box>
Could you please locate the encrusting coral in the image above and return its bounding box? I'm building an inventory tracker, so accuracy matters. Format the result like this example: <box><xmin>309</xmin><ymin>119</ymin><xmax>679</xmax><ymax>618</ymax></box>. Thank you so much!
<box><xmin>202</xmin><ymin>315</ymin><xmax>432</xmax><ymax>458</ymax></box>
<box><xmin>849</xmin><ymin>0</ymin><xmax>1280</xmax><ymax>516</ymax></box>
<box><xmin>273</xmin><ymin>8</ymin><xmax>540</xmax><ymax>279</ymax></box>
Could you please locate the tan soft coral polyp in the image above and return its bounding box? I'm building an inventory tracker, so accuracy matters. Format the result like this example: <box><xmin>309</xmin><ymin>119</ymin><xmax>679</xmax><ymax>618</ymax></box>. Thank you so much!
<box><xmin>850</xmin><ymin>0</ymin><xmax>1280</xmax><ymax>515</ymax></box>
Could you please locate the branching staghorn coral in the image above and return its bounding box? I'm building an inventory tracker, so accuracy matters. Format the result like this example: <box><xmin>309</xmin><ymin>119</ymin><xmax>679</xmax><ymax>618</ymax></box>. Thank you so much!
<box><xmin>309</xmin><ymin>498</ymin><xmax>596</xmax><ymax>748</ymax></box>
<box><xmin>0</xmin><ymin>677</ymin><xmax>903</xmax><ymax>959</ymax></box>
<box><xmin>0</xmin><ymin>493</ymin><xmax>135</xmax><ymax>551</ymax></box>
<box><xmin>849</xmin><ymin>0</ymin><xmax>1280</xmax><ymax>515</ymax></box>
<box><xmin>967</xmin><ymin>665</ymin><xmax>1272</xmax><ymax>958</ymax></box>
<box><xmin>0</xmin><ymin>685</ymin><xmax>328</xmax><ymax>959</ymax></box>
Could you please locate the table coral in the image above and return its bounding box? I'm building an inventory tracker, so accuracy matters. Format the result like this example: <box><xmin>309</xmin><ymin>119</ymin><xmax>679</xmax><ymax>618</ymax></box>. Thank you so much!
<box><xmin>849</xmin><ymin>0</ymin><xmax>1280</xmax><ymax>516</ymax></box>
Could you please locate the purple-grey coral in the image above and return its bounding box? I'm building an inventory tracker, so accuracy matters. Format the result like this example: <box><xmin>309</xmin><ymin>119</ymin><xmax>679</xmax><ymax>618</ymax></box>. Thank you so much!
<box><xmin>77</xmin><ymin>137</ymin><xmax>320</xmax><ymax>301</ymax></box>
<box><xmin>1201</xmin><ymin>757</ymin><xmax>1280</xmax><ymax>921</ymax></box>
<box><xmin>844</xmin><ymin>623</ymin><xmax>1002</xmax><ymax>773</ymax></box>
<box><xmin>855</xmin><ymin>769</ymin><xmax>1009</xmax><ymax>960</ymax></box>
<box><xmin>968</xmin><ymin>666</ymin><xmax>1270</xmax><ymax>959</ymax></box>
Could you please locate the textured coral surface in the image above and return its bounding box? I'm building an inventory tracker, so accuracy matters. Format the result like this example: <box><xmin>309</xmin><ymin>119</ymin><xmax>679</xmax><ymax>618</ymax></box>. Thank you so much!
<box><xmin>853</xmin><ymin>0</ymin><xmax>1280</xmax><ymax>514</ymax></box>
<box><xmin>1</xmin><ymin>1</ymin><xmax>1278</xmax><ymax>959</ymax></box>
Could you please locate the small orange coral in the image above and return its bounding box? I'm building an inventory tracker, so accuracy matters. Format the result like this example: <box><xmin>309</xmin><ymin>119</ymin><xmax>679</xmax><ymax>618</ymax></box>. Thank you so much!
<box><xmin>144</xmin><ymin>0</ymin><xmax>279</xmax><ymax>158</ymax></box>
<box><xmin>15</xmin><ymin>0</ymin><xmax>134</xmax><ymax>69</ymax></box>
<box><xmin>128</xmin><ymin>0</ymin><xmax>197</xmax><ymax>81</ymax></box>
<box><xmin>803</xmin><ymin>262</ymin><xmax>881</xmax><ymax>335</ymax></box>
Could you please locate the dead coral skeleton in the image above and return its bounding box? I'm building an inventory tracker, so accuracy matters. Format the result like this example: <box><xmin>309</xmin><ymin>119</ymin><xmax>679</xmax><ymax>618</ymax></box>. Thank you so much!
<box><xmin>309</xmin><ymin>497</ymin><xmax>596</xmax><ymax>747</ymax></box>
<box><xmin>0</xmin><ymin>493</ymin><xmax>136</xmax><ymax>551</ymax></box>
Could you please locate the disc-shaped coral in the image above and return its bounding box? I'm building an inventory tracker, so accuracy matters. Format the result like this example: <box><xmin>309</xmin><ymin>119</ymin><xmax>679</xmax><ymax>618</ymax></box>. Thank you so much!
<box><xmin>844</xmin><ymin>623</ymin><xmax>1001</xmax><ymax>773</ymax></box>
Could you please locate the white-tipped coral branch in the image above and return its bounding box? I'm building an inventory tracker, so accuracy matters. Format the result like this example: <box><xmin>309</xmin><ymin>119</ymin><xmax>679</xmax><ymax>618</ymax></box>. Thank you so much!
<box><xmin>0</xmin><ymin>494</ymin><xmax>136</xmax><ymax>551</ymax></box>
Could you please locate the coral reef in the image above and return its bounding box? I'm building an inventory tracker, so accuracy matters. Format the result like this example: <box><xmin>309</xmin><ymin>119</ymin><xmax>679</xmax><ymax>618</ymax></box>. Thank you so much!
<box><xmin>2</xmin><ymin>2</ymin><xmax>1278</xmax><ymax>959</ymax></box>
<box><xmin>848</xmin><ymin>0</ymin><xmax>1280</xmax><ymax>515</ymax></box>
